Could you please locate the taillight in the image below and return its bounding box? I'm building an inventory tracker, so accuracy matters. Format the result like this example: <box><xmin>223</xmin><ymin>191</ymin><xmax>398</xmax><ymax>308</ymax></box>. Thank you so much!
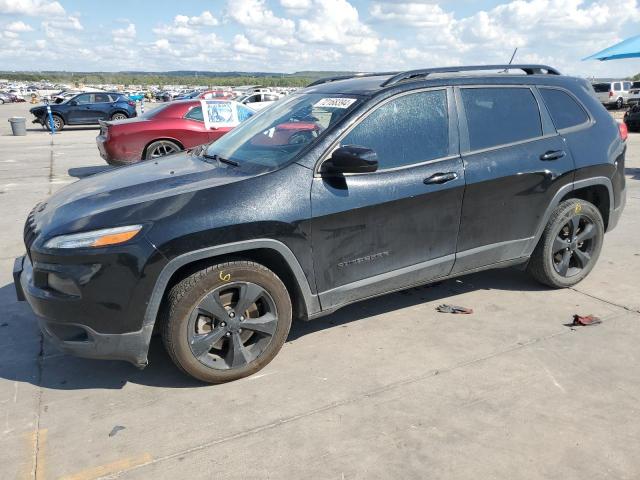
<box><xmin>609</xmin><ymin>91</ymin><xmax>613</xmax><ymax>97</ymax></box>
<box><xmin>128</xmin><ymin>100</ymin><xmax>135</xmax><ymax>107</ymax></box>
<box><xmin>618</xmin><ymin>121</ymin><xmax>628</xmax><ymax>141</ymax></box>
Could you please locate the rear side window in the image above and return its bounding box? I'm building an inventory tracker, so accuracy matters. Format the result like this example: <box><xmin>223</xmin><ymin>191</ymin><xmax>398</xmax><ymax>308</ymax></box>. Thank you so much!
<box><xmin>185</xmin><ymin>106</ymin><xmax>204</xmax><ymax>122</ymax></box>
<box><xmin>340</xmin><ymin>89</ymin><xmax>449</xmax><ymax>170</ymax></box>
<box><xmin>94</xmin><ymin>93</ymin><xmax>110</xmax><ymax>103</ymax></box>
<box><xmin>592</xmin><ymin>83</ymin><xmax>610</xmax><ymax>93</ymax></box>
<box><xmin>613</xmin><ymin>82</ymin><xmax>621</xmax><ymax>91</ymax></box>
<box><xmin>540</xmin><ymin>88</ymin><xmax>589</xmax><ymax>130</ymax></box>
<box><xmin>461</xmin><ymin>87</ymin><xmax>542</xmax><ymax>151</ymax></box>
<box><xmin>624</xmin><ymin>82</ymin><xmax>632</xmax><ymax>90</ymax></box>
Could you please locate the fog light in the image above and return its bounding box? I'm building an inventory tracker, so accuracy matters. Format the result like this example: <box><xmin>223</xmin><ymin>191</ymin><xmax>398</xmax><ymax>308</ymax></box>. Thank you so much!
<box><xmin>47</xmin><ymin>273</ymin><xmax>80</xmax><ymax>297</ymax></box>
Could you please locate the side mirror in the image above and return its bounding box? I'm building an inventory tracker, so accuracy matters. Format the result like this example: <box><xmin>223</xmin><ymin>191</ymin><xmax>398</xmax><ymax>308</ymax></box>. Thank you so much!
<box><xmin>68</xmin><ymin>100</ymin><xmax>77</xmax><ymax>106</ymax></box>
<box><xmin>321</xmin><ymin>145</ymin><xmax>378</xmax><ymax>175</ymax></box>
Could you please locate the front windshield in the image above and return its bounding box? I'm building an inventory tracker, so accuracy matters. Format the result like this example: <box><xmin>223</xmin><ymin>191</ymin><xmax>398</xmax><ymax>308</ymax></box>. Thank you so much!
<box><xmin>205</xmin><ymin>93</ymin><xmax>361</xmax><ymax>168</ymax></box>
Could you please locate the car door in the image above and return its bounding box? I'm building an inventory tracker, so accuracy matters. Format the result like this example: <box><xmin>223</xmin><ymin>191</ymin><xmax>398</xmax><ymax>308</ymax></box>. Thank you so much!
<box><xmin>88</xmin><ymin>92</ymin><xmax>113</xmax><ymax>121</ymax></box>
<box><xmin>311</xmin><ymin>88</ymin><xmax>465</xmax><ymax>309</ymax></box>
<box><xmin>180</xmin><ymin>105</ymin><xmax>213</xmax><ymax>147</ymax></box>
<box><xmin>66</xmin><ymin>93</ymin><xmax>93</xmax><ymax>124</ymax></box>
<box><xmin>452</xmin><ymin>85</ymin><xmax>575</xmax><ymax>274</ymax></box>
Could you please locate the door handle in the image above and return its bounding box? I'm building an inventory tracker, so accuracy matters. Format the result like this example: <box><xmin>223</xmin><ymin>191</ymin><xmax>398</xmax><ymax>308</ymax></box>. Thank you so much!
<box><xmin>540</xmin><ymin>150</ymin><xmax>566</xmax><ymax>161</ymax></box>
<box><xmin>424</xmin><ymin>172</ymin><xmax>458</xmax><ymax>185</ymax></box>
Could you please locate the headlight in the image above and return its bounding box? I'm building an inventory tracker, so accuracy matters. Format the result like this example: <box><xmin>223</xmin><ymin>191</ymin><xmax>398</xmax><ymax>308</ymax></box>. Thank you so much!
<box><xmin>44</xmin><ymin>225</ymin><xmax>143</xmax><ymax>249</ymax></box>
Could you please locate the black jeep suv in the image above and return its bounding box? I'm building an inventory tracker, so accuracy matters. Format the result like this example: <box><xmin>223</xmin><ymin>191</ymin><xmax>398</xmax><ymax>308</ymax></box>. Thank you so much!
<box><xmin>14</xmin><ymin>65</ymin><xmax>627</xmax><ymax>383</ymax></box>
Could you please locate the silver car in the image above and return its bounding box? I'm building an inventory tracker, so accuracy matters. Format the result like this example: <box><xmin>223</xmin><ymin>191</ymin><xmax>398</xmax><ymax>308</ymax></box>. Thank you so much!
<box><xmin>592</xmin><ymin>80</ymin><xmax>632</xmax><ymax>109</ymax></box>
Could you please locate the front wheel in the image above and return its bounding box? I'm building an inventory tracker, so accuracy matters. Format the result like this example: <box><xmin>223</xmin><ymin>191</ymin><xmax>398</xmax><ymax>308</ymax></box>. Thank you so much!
<box><xmin>161</xmin><ymin>261</ymin><xmax>292</xmax><ymax>383</ymax></box>
<box><xmin>46</xmin><ymin>114</ymin><xmax>64</xmax><ymax>131</ymax></box>
<box><xmin>527</xmin><ymin>199</ymin><xmax>604</xmax><ymax>288</ymax></box>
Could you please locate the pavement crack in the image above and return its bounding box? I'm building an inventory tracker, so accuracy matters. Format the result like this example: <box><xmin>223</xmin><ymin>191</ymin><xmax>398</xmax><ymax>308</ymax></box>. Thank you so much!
<box><xmin>569</xmin><ymin>287</ymin><xmax>640</xmax><ymax>314</ymax></box>
<box><xmin>31</xmin><ymin>332</ymin><xmax>44</xmax><ymax>480</ymax></box>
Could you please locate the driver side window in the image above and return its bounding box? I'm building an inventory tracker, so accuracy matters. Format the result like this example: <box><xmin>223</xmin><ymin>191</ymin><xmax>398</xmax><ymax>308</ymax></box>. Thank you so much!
<box><xmin>340</xmin><ymin>90</ymin><xmax>449</xmax><ymax>170</ymax></box>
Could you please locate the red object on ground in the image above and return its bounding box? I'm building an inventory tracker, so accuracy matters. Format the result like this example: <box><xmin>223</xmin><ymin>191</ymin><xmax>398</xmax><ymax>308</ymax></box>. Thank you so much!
<box><xmin>96</xmin><ymin>100</ymin><xmax>234</xmax><ymax>165</ymax></box>
<box><xmin>571</xmin><ymin>314</ymin><xmax>602</xmax><ymax>326</ymax></box>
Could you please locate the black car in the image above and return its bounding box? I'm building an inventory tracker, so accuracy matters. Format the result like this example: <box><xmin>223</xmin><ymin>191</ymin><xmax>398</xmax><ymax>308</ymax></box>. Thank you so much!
<box><xmin>624</xmin><ymin>104</ymin><xmax>640</xmax><ymax>131</ymax></box>
<box><xmin>29</xmin><ymin>92</ymin><xmax>137</xmax><ymax>131</ymax></box>
<box><xmin>14</xmin><ymin>64</ymin><xmax>627</xmax><ymax>383</ymax></box>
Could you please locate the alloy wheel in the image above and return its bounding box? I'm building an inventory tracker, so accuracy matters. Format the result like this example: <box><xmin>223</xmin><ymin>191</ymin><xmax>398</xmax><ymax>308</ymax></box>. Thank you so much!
<box><xmin>187</xmin><ymin>282</ymin><xmax>279</xmax><ymax>370</ymax></box>
<box><xmin>148</xmin><ymin>141</ymin><xmax>179</xmax><ymax>158</ymax></box>
<box><xmin>112</xmin><ymin>113</ymin><xmax>127</xmax><ymax>120</ymax></box>
<box><xmin>551</xmin><ymin>214</ymin><xmax>596</xmax><ymax>277</ymax></box>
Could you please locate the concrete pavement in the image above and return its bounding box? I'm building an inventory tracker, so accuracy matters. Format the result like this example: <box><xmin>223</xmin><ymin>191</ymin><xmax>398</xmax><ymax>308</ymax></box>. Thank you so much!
<box><xmin>0</xmin><ymin>102</ymin><xmax>639</xmax><ymax>480</ymax></box>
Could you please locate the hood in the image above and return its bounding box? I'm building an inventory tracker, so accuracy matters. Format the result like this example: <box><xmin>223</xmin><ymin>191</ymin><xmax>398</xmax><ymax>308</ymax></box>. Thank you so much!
<box><xmin>32</xmin><ymin>151</ymin><xmax>262</xmax><ymax>242</ymax></box>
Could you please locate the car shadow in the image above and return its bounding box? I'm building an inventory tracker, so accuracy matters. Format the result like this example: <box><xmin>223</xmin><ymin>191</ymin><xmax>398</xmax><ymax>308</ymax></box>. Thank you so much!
<box><xmin>626</xmin><ymin>167</ymin><xmax>640</xmax><ymax>181</ymax></box>
<box><xmin>0</xmin><ymin>267</ymin><xmax>548</xmax><ymax>391</ymax></box>
<box><xmin>68</xmin><ymin>166</ymin><xmax>115</xmax><ymax>178</ymax></box>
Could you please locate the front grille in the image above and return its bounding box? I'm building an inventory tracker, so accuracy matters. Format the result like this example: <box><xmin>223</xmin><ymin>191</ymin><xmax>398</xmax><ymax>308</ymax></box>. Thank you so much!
<box><xmin>23</xmin><ymin>204</ymin><xmax>40</xmax><ymax>255</ymax></box>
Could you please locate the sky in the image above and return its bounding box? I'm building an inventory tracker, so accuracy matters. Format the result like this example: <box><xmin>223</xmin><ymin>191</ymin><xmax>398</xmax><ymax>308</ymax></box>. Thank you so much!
<box><xmin>1</xmin><ymin>0</ymin><xmax>640</xmax><ymax>78</ymax></box>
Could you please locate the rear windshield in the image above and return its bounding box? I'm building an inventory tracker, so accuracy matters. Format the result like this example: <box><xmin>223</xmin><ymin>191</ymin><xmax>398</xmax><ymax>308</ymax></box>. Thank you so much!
<box><xmin>592</xmin><ymin>83</ymin><xmax>610</xmax><ymax>93</ymax></box>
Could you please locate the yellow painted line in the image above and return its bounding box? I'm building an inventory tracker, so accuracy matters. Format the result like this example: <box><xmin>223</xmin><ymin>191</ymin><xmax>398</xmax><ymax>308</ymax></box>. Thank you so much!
<box><xmin>60</xmin><ymin>453</ymin><xmax>153</xmax><ymax>480</ymax></box>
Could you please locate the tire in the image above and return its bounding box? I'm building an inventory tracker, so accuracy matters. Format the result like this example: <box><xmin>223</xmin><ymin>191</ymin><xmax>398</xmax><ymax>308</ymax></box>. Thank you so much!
<box><xmin>0</xmin><ymin>99</ymin><xmax>4</xmax><ymax>104</ymax></box>
<box><xmin>527</xmin><ymin>199</ymin><xmax>604</xmax><ymax>288</ymax></box>
<box><xmin>111</xmin><ymin>112</ymin><xmax>128</xmax><ymax>121</ymax></box>
<box><xmin>616</xmin><ymin>97</ymin><xmax>624</xmax><ymax>109</ymax></box>
<box><xmin>161</xmin><ymin>261</ymin><xmax>292</xmax><ymax>383</ymax></box>
<box><xmin>46</xmin><ymin>114</ymin><xmax>64</xmax><ymax>131</ymax></box>
<box><xmin>144</xmin><ymin>140</ymin><xmax>181</xmax><ymax>160</ymax></box>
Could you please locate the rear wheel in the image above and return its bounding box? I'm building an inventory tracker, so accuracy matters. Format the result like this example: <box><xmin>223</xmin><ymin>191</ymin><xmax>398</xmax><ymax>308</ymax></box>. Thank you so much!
<box><xmin>111</xmin><ymin>112</ymin><xmax>128</xmax><ymax>121</ymax></box>
<box><xmin>161</xmin><ymin>261</ymin><xmax>292</xmax><ymax>383</ymax></box>
<box><xmin>527</xmin><ymin>199</ymin><xmax>604</xmax><ymax>288</ymax></box>
<box><xmin>144</xmin><ymin>140</ymin><xmax>181</xmax><ymax>160</ymax></box>
<box><xmin>616</xmin><ymin>97</ymin><xmax>624</xmax><ymax>109</ymax></box>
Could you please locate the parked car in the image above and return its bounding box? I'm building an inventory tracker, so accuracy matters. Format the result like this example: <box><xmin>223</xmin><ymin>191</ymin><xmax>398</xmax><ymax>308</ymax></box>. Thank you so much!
<box><xmin>125</xmin><ymin>91</ymin><xmax>145</xmax><ymax>102</ymax></box>
<box><xmin>0</xmin><ymin>92</ymin><xmax>16</xmax><ymax>104</ymax></box>
<box><xmin>592</xmin><ymin>80</ymin><xmax>632</xmax><ymax>109</ymax></box>
<box><xmin>15</xmin><ymin>64</ymin><xmax>626</xmax><ymax>383</ymax></box>
<box><xmin>625</xmin><ymin>81</ymin><xmax>640</xmax><ymax>106</ymax></box>
<box><xmin>623</xmin><ymin>104</ymin><xmax>640</xmax><ymax>131</ymax></box>
<box><xmin>198</xmin><ymin>90</ymin><xmax>233</xmax><ymax>100</ymax></box>
<box><xmin>237</xmin><ymin>91</ymin><xmax>281</xmax><ymax>110</ymax></box>
<box><xmin>29</xmin><ymin>92</ymin><xmax>137</xmax><ymax>131</ymax></box>
<box><xmin>96</xmin><ymin>100</ymin><xmax>256</xmax><ymax>165</ymax></box>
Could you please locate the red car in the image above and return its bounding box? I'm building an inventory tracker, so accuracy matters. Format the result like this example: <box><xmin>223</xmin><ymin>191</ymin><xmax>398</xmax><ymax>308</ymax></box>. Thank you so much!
<box><xmin>96</xmin><ymin>100</ymin><xmax>254</xmax><ymax>165</ymax></box>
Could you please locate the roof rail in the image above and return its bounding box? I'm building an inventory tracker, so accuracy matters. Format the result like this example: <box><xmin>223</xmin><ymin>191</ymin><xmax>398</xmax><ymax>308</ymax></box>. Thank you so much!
<box><xmin>381</xmin><ymin>64</ymin><xmax>561</xmax><ymax>87</ymax></box>
<box><xmin>306</xmin><ymin>72</ymin><xmax>399</xmax><ymax>88</ymax></box>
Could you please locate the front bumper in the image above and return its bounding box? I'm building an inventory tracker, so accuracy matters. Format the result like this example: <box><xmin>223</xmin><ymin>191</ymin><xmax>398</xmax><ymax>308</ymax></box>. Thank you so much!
<box><xmin>14</xmin><ymin>250</ymin><xmax>160</xmax><ymax>367</ymax></box>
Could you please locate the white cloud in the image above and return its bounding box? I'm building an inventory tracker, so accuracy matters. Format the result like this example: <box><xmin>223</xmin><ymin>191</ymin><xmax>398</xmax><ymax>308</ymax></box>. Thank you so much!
<box><xmin>0</xmin><ymin>0</ymin><xmax>64</xmax><ymax>16</ymax></box>
<box><xmin>370</xmin><ymin>2</ymin><xmax>453</xmax><ymax>28</ymax></box>
<box><xmin>227</xmin><ymin>0</ymin><xmax>295</xmax><ymax>32</ymax></box>
<box><xmin>153</xmin><ymin>11</ymin><xmax>219</xmax><ymax>37</ymax></box>
<box><xmin>233</xmin><ymin>33</ymin><xmax>268</xmax><ymax>55</ymax></box>
<box><xmin>279</xmin><ymin>0</ymin><xmax>311</xmax><ymax>14</ymax></box>
<box><xmin>297</xmin><ymin>0</ymin><xmax>380</xmax><ymax>55</ymax></box>
<box><xmin>6</xmin><ymin>21</ymin><xmax>34</xmax><ymax>32</ymax></box>
<box><xmin>112</xmin><ymin>23</ymin><xmax>136</xmax><ymax>42</ymax></box>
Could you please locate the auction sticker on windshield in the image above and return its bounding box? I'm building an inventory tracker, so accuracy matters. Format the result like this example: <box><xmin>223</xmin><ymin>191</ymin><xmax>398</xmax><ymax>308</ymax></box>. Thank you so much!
<box><xmin>314</xmin><ymin>98</ymin><xmax>357</xmax><ymax>109</ymax></box>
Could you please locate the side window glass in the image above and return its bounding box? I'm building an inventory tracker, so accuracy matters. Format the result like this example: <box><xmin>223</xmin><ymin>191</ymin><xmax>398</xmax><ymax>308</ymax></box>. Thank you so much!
<box><xmin>74</xmin><ymin>94</ymin><xmax>91</xmax><ymax>104</ymax></box>
<box><xmin>185</xmin><ymin>106</ymin><xmax>204</xmax><ymax>122</ymax></box>
<box><xmin>624</xmin><ymin>82</ymin><xmax>632</xmax><ymax>90</ymax></box>
<box><xmin>461</xmin><ymin>87</ymin><xmax>542</xmax><ymax>151</ymax></box>
<box><xmin>540</xmin><ymin>88</ymin><xmax>588</xmax><ymax>130</ymax></box>
<box><xmin>94</xmin><ymin>93</ymin><xmax>109</xmax><ymax>103</ymax></box>
<box><xmin>614</xmin><ymin>82</ymin><xmax>621</xmax><ymax>91</ymax></box>
<box><xmin>237</xmin><ymin>105</ymin><xmax>254</xmax><ymax>122</ymax></box>
<box><xmin>340</xmin><ymin>90</ymin><xmax>449</xmax><ymax>170</ymax></box>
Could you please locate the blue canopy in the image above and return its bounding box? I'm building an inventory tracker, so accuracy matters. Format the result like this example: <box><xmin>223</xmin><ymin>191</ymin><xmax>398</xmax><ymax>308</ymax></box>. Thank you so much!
<box><xmin>583</xmin><ymin>35</ymin><xmax>640</xmax><ymax>61</ymax></box>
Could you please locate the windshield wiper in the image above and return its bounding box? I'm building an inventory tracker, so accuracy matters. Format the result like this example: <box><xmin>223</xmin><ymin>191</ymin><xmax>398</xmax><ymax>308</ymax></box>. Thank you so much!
<box><xmin>201</xmin><ymin>152</ymin><xmax>239</xmax><ymax>167</ymax></box>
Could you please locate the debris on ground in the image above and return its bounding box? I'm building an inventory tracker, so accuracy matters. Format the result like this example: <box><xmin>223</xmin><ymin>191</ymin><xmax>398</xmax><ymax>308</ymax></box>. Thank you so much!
<box><xmin>566</xmin><ymin>314</ymin><xmax>602</xmax><ymax>327</ymax></box>
<box><xmin>108</xmin><ymin>425</ymin><xmax>126</xmax><ymax>437</ymax></box>
<box><xmin>436</xmin><ymin>304</ymin><xmax>474</xmax><ymax>314</ymax></box>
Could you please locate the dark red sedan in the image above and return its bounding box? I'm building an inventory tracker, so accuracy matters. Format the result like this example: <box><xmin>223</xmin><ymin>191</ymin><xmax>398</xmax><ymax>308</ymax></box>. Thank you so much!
<box><xmin>96</xmin><ymin>100</ymin><xmax>255</xmax><ymax>165</ymax></box>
